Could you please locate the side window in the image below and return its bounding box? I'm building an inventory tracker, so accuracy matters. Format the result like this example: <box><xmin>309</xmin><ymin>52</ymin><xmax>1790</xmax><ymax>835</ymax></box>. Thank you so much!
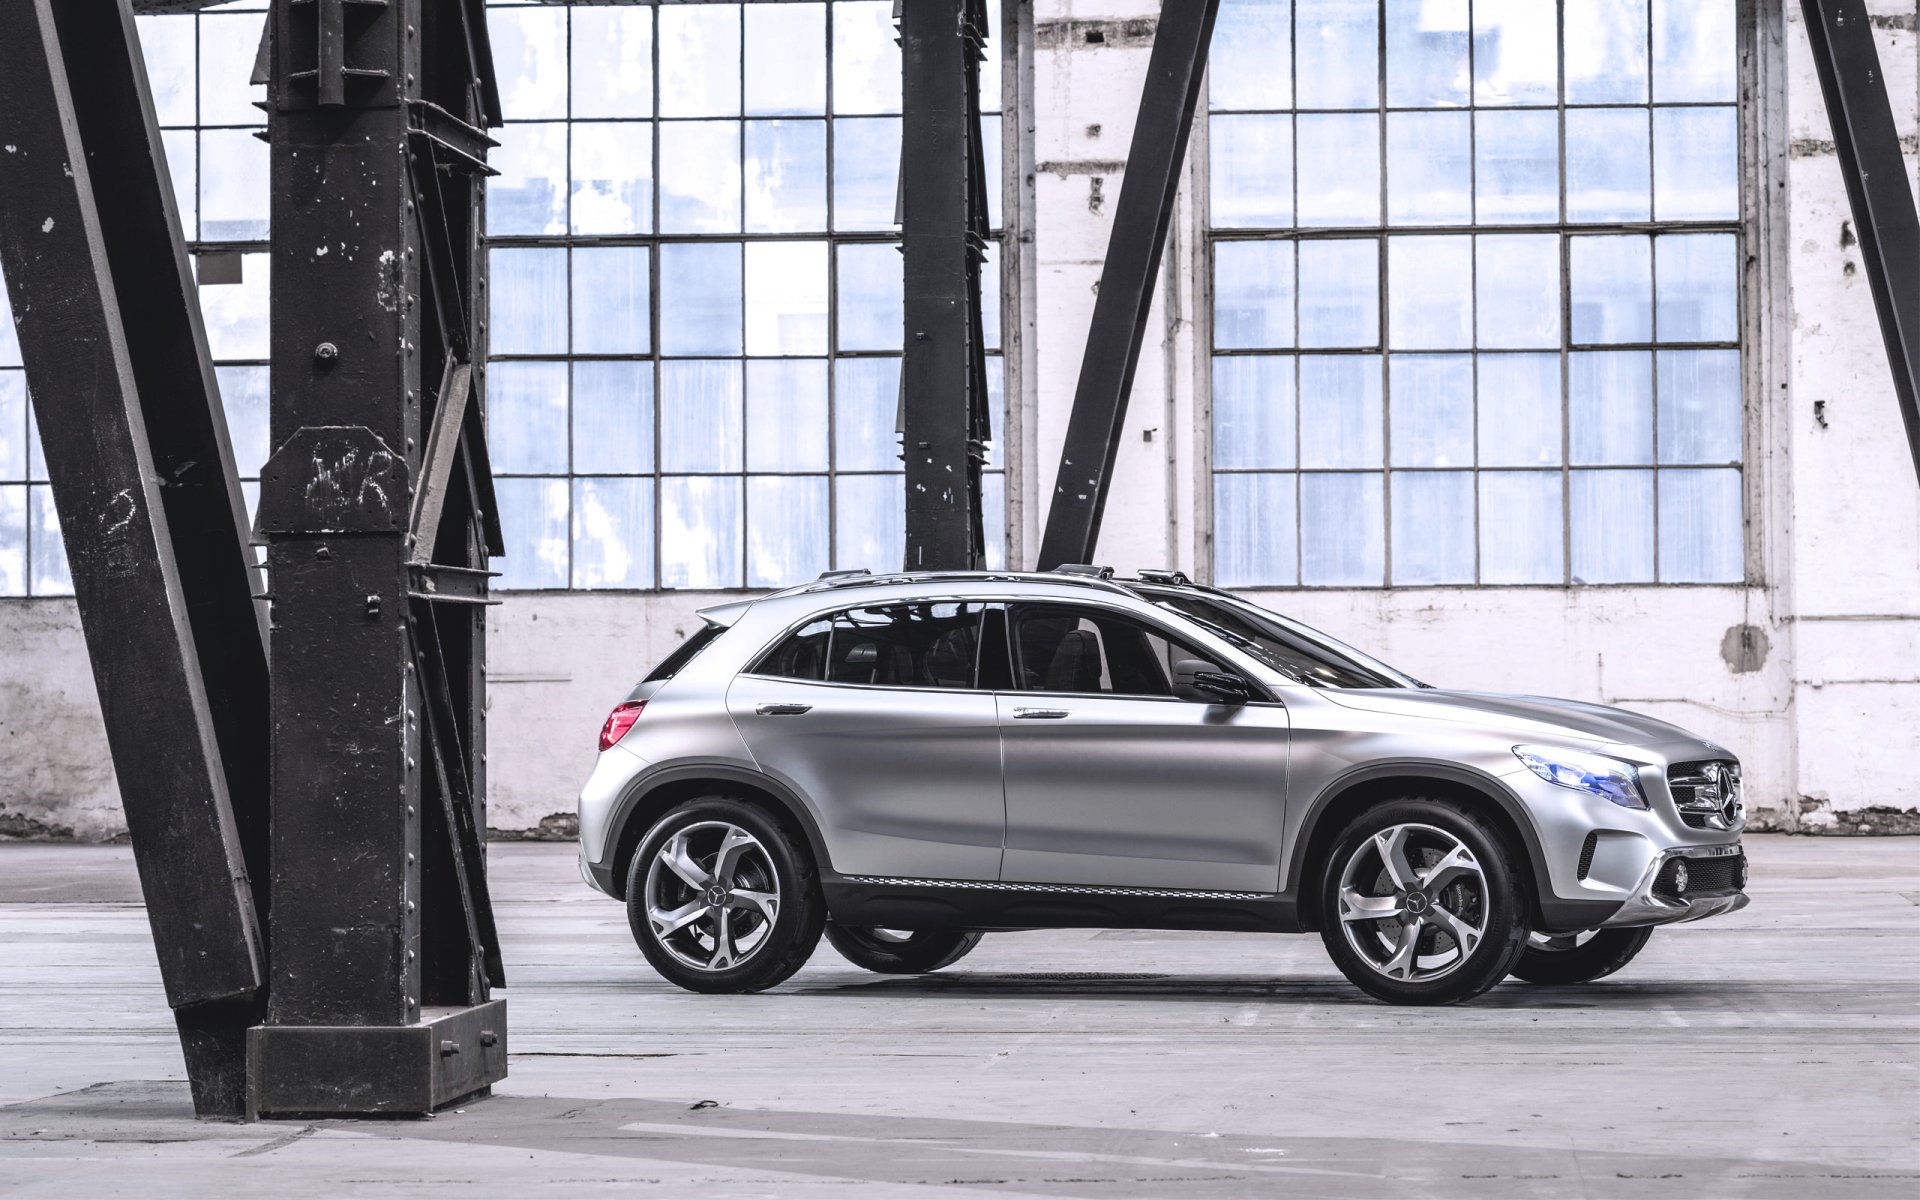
<box><xmin>826</xmin><ymin>603</ymin><xmax>985</xmax><ymax>689</ymax></box>
<box><xmin>1009</xmin><ymin>605</ymin><xmax>1204</xmax><ymax>698</ymax></box>
<box><xmin>753</xmin><ymin>618</ymin><xmax>831</xmax><ymax>681</ymax></box>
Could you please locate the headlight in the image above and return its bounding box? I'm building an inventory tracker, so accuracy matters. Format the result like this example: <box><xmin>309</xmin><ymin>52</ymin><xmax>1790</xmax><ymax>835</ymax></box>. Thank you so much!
<box><xmin>1513</xmin><ymin>745</ymin><xmax>1648</xmax><ymax>809</ymax></box>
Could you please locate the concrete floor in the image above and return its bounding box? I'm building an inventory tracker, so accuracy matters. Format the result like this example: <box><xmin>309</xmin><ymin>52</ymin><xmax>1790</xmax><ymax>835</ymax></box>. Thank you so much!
<box><xmin>0</xmin><ymin>836</ymin><xmax>1913</xmax><ymax>1198</ymax></box>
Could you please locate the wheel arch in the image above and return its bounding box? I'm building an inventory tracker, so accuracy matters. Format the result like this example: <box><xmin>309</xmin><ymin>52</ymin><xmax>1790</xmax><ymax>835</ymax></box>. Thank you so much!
<box><xmin>607</xmin><ymin>764</ymin><xmax>833</xmax><ymax>901</ymax></box>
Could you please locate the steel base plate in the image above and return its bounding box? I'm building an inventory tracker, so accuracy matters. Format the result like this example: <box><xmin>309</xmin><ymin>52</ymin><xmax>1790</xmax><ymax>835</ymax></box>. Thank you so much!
<box><xmin>247</xmin><ymin>1000</ymin><xmax>506</xmax><ymax>1120</ymax></box>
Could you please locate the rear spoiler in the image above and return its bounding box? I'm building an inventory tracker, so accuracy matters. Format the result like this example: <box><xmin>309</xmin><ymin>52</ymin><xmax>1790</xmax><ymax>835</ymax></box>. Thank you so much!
<box><xmin>695</xmin><ymin>599</ymin><xmax>755</xmax><ymax>628</ymax></box>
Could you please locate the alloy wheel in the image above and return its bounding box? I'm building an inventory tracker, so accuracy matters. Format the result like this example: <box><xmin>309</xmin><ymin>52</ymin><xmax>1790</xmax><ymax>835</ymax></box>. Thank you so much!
<box><xmin>1337</xmin><ymin>822</ymin><xmax>1491</xmax><ymax>983</ymax></box>
<box><xmin>643</xmin><ymin>821</ymin><xmax>782</xmax><ymax>972</ymax></box>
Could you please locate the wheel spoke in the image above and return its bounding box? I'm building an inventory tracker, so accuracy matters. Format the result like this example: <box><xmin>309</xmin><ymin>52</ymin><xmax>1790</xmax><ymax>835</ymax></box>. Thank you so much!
<box><xmin>1427</xmin><ymin>901</ymin><xmax>1482</xmax><ymax>958</ymax></box>
<box><xmin>728</xmin><ymin>888</ymin><xmax>779</xmax><ymax>922</ymax></box>
<box><xmin>1338</xmin><ymin>886</ymin><xmax>1404</xmax><ymax>924</ymax></box>
<box><xmin>707</xmin><ymin>905</ymin><xmax>737</xmax><ymax>969</ymax></box>
<box><xmin>1372</xmin><ymin>827</ymin><xmax>1420</xmax><ymax>890</ymax></box>
<box><xmin>658</xmin><ymin>831</ymin><xmax>712</xmax><ymax>891</ymax></box>
<box><xmin>1418</xmin><ymin>844</ymin><xmax>1478</xmax><ymax>894</ymax></box>
<box><xmin>648</xmin><ymin>898</ymin><xmax>706</xmax><ymax>939</ymax></box>
<box><xmin>712</xmin><ymin>826</ymin><xmax>758</xmax><ymax>885</ymax></box>
<box><xmin>1382</xmin><ymin>917</ymin><xmax>1424</xmax><ymax>979</ymax></box>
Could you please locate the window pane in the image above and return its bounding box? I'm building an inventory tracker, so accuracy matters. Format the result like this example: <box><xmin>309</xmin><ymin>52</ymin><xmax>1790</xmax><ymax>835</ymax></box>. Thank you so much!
<box><xmin>1388</xmin><ymin>354</ymin><xmax>1473</xmax><ymax>467</ymax></box>
<box><xmin>745</xmin><ymin>120</ymin><xmax>829</xmax><ymax>233</ymax></box>
<box><xmin>139</xmin><ymin>15</ymin><xmax>197</xmax><ymax>127</ymax></box>
<box><xmin>981</xmin><ymin>242</ymin><xmax>1002</xmax><ymax>352</ymax></box>
<box><xmin>1653</xmin><ymin>0</ymin><xmax>1736</xmax><ymax>102</ymax></box>
<box><xmin>216</xmin><ymin>365</ymin><xmax>269</xmax><ymax>478</ymax></box>
<box><xmin>1210</xmin><ymin>115</ymin><xmax>1293</xmax><ymax>229</ymax></box>
<box><xmin>836</xmin><ymin>602</ymin><xmax>987</xmax><ymax>688</ymax></box>
<box><xmin>162</xmin><ymin>129</ymin><xmax>196</xmax><ymax>241</ymax></box>
<box><xmin>983</xmin><ymin>472</ymin><xmax>1007</xmax><ymax>571</ymax></box>
<box><xmin>835</xmin><ymin>472</ymin><xmax>903</xmax><ymax>570</ymax></box>
<box><xmin>1214</xmin><ymin>355</ymin><xmax>1296</xmax><ymax>470</ymax></box>
<box><xmin>746</xmin><ymin>3</ymin><xmax>827</xmax><ymax>115</ymax></box>
<box><xmin>833</xmin><ymin>1</ymin><xmax>902</xmax><ymax>115</ymax></box>
<box><xmin>1571</xmin><ymin>469</ymin><xmax>1654</xmax><ymax>583</ymax></box>
<box><xmin>1212</xmin><ymin>0</ymin><xmax>1293</xmax><ymax>111</ymax></box>
<box><xmin>572</xmin><ymin>362</ymin><xmax>654</xmax><ymax>476</ymax></box>
<box><xmin>571</xmin><ymin>247</ymin><xmax>650</xmax><ymax>355</ymax></box>
<box><xmin>1391</xmin><ymin>470</ymin><xmax>1475</xmax><ymax>585</ymax></box>
<box><xmin>834</xmin><ymin>358</ymin><xmax>901</xmax><ymax>471</ymax></box>
<box><xmin>983</xmin><ymin>358</ymin><xmax>1006</xmax><ymax>468</ymax></box>
<box><xmin>1301</xmin><ymin>472</ymin><xmax>1384</xmax><ymax>586</ymax></box>
<box><xmin>1478</xmin><ymin>471</ymin><xmax>1562</xmax><ymax>583</ymax></box>
<box><xmin>659</xmin><ymin>243</ymin><xmax>743</xmax><ymax>356</ymax></box>
<box><xmin>1570</xmin><ymin>350</ymin><xmax>1653</xmax><ymax>465</ymax></box>
<box><xmin>1296</xmin><ymin>0</ymin><xmax>1379</xmax><ymax>110</ymax></box>
<box><xmin>748</xmin><ymin>475</ymin><xmax>830</xmax><ymax>586</ymax></box>
<box><xmin>1656</xmin><ymin>349</ymin><xmax>1741</xmax><ymax>464</ymax></box>
<box><xmin>1387</xmin><ymin>235</ymin><xmax>1471</xmax><ymax>350</ymax></box>
<box><xmin>0</xmin><ymin>276</ymin><xmax>18</xmax><ymax>367</ymax></box>
<box><xmin>199</xmin><ymin>252</ymin><xmax>270</xmax><ymax>360</ymax></box>
<box><xmin>1475</xmin><ymin>235</ymin><xmax>1560</xmax><ymax>349</ymax></box>
<box><xmin>1474</xmin><ymin>110</ymin><xmax>1559</xmax><ymax>224</ymax></box>
<box><xmin>1214</xmin><ymin>473</ymin><xmax>1297</xmax><ymax>587</ymax></box>
<box><xmin>491</xmin><ymin>7</ymin><xmax>568</xmax><ymax>121</ymax></box>
<box><xmin>30</xmin><ymin>485</ymin><xmax>71</xmax><ymax>596</ymax></box>
<box><xmin>745</xmin><ymin>242</ymin><xmax>830</xmax><ymax>356</ymax></box>
<box><xmin>1299</xmin><ymin>239</ymin><xmax>1378</xmax><ymax>348</ymax></box>
<box><xmin>1566</xmin><ymin>108</ymin><xmax>1650</xmax><ymax>223</ymax></box>
<box><xmin>200</xmin><ymin>129</ymin><xmax>268</xmax><ymax>240</ymax></box>
<box><xmin>1473</xmin><ymin>0</ymin><xmax>1559</xmax><ymax>105</ymax></box>
<box><xmin>1477</xmin><ymin>353</ymin><xmax>1562</xmax><ymax>467</ymax></box>
<box><xmin>660</xmin><ymin>4</ymin><xmax>742</xmax><ymax>119</ymax></box>
<box><xmin>0</xmin><ymin>371</ymin><xmax>25</xmax><ymax>478</ymax></box>
<box><xmin>572</xmin><ymin>122</ymin><xmax>654</xmax><ymax>235</ymax></box>
<box><xmin>571</xmin><ymin>6</ymin><xmax>653</xmax><ymax>118</ymax></box>
<box><xmin>1385</xmin><ymin>0</ymin><xmax>1469</xmax><ymax>108</ymax></box>
<box><xmin>659</xmin><ymin>120</ymin><xmax>742</xmax><ymax>234</ymax></box>
<box><xmin>747</xmin><ymin>359</ymin><xmax>829</xmax><ymax>471</ymax></box>
<box><xmin>1570</xmin><ymin>235</ymin><xmax>1653</xmax><ymax>344</ymax></box>
<box><xmin>831</xmin><ymin>117</ymin><xmax>901</xmax><ymax>231</ymax></box>
<box><xmin>661</xmin><ymin>475</ymin><xmax>744</xmax><ymax>588</ymax></box>
<box><xmin>1653</xmin><ymin>107</ymin><xmax>1738</xmax><ymax>221</ymax></box>
<box><xmin>493</xmin><ymin>477</ymin><xmax>569</xmax><ymax>590</ymax></box>
<box><xmin>1299</xmin><ymin>354</ymin><xmax>1382</xmax><ymax>469</ymax></box>
<box><xmin>1212</xmin><ymin>241</ymin><xmax>1295</xmax><ymax>350</ymax></box>
<box><xmin>488</xmin><ymin>362</ymin><xmax>569</xmax><ymax>475</ymax></box>
<box><xmin>199</xmin><ymin>13</ymin><xmax>266</xmax><ymax>127</ymax></box>
<box><xmin>573</xmin><ymin>477</ymin><xmax>655</xmax><ymax>589</ymax></box>
<box><xmin>1658</xmin><ymin>467</ymin><xmax>1741</xmax><ymax>582</ymax></box>
<box><xmin>0</xmin><ymin>484</ymin><xmax>22</xmax><ymax>597</ymax></box>
<box><xmin>1297</xmin><ymin>113</ymin><xmax>1380</xmax><ymax>226</ymax></box>
<box><xmin>1656</xmin><ymin>233</ymin><xmax>1738</xmax><ymax>343</ymax></box>
<box><xmin>491</xmin><ymin>122</ymin><xmax>569</xmax><ymax>236</ymax></box>
<box><xmin>489</xmin><ymin>248</ymin><xmax>567</xmax><ymax>356</ymax></box>
<box><xmin>835</xmin><ymin>242</ymin><xmax>903</xmax><ymax>352</ymax></box>
<box><xmin>1387</xmin><ymin>112</ymin><xmax>1472</xmax><ymax>226</ymax></box>
<box><xmin>659</xmin><ymin>360</ymin><xmax>744</xmax><ymax>473</ymax></box>
<box><xmin>1565</xmin><ymin>0</ymin><xmax>1648</xmax><ymax>104</ymax></box>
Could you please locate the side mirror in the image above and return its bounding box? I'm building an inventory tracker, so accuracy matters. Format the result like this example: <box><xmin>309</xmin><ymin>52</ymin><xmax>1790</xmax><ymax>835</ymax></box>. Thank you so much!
<box><xmin>1173</xmin><ymin>658</ymin><xmax>1251</xmax><ymax>705</ymax></box>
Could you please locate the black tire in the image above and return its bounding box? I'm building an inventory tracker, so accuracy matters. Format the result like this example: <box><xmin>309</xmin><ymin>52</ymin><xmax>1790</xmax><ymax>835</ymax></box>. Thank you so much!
<box><xmin>1509</xmin><ymin>926</ymin><xmax>1654</xmax><ymax>985</ymax></box>
<box><xmin>1316</xmin><ymin>797</ymin><xmax>1530</xmax><ymax>1006</ymax></box>
<box><xmin>625</xmin><ymin>796</ymin><xmax>825</xmax><ymax>994</ymax></box>
<box><xmin>825</xmin><ymin>924</ymin><xmax>983</xmax><ymax>974</ymax></box>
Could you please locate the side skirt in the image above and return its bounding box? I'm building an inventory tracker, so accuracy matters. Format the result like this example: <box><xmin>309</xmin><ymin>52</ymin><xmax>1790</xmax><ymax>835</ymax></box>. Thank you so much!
<box><xmin>822</xmin><ymin>874</ymin><xmax>1303</xmax><ymax>934</ymax></box>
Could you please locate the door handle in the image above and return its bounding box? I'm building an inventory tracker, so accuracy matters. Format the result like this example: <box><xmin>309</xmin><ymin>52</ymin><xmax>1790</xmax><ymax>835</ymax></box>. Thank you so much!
<box><xmin>756</xmin><ymin>703</ymin><xmax>812</xmax><ymax>716</ymax></box>
<box><xmin>1013</xmin><ymin>707</ymin><xmax>1070</xmax><ymax>719</ymax></box>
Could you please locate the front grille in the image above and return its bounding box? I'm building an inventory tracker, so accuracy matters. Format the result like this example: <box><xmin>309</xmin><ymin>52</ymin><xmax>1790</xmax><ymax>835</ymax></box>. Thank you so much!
<box><xmin>1576</xmin><ymin>831</ymin><xmax>1599</xmax><ymax>880</ymax></box>
<box><xmin>1653</xmin><ymin>853</ymin><xmax>1746</xmax><ymax>901</ymax></box>
<box><xmin>1668</xmin><ymin>760</ymin><xmax>1744</xmax><ymax>830</ymax></box>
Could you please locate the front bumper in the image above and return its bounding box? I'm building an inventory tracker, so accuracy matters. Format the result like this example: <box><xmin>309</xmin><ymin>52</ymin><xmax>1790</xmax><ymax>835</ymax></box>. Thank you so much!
<box><xmin>1600</xmin><ymin>842</ymin><xmax>1751</xmax><ymax>928</ymax></box>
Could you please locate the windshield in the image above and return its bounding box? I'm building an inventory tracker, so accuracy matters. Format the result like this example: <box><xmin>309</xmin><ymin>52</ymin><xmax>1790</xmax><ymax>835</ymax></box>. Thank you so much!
<box><xmin>1140</xmin><ymin>588</ymin><xmax>1421</xmax><ymax>689</ymax></box>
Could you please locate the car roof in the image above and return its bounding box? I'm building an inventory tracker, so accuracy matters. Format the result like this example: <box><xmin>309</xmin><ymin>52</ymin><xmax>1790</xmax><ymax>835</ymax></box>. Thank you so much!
<box><xmin>695</xmin><ymin>567</ymin><xmax>1217</xmax><ymax>627</ymax></box>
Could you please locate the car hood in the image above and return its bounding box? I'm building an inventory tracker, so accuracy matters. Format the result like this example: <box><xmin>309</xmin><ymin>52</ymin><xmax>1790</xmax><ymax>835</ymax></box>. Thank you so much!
<box><xmin>1317</xmin><ymin>687</ymin><xmax>1713</xmax><ymax>752</ymax></box>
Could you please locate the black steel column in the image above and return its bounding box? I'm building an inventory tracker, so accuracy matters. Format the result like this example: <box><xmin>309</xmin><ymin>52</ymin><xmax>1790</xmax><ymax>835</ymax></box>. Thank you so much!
<box><xmin>900</xmin><ymin>0</ymin><xmax>993</xmax><ymax>571</ymax></box>
<box><xmin>1036</xmin><ymin>0</ymin><xmax>1219</xmax><ymax>569</ymax></box>
<box><xmin>1799</xmin><ymin>0</ymin><xmax>1920</xmax><ymax>483</ymax></box>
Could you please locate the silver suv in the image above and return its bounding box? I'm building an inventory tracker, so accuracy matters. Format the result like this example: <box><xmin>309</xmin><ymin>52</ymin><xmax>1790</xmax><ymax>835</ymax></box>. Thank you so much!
<box><xmin>577</xmin><ymin>567</ymin><xmax>1749</xmax><ymax>1005</ymax></box>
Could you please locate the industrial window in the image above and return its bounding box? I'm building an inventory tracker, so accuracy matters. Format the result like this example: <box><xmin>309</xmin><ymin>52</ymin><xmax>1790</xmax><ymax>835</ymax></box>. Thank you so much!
<box><xmin>1205</xmin><ymin>0</ymin><xmax>1744</xmax><ymax>588</ymax></box>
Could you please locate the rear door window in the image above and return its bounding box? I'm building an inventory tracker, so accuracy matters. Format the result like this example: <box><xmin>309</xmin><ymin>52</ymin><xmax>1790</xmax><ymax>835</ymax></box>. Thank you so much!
<box><xmin>752</xmin><ymin>617</ymin><xmax>832</xmax><ymax>680</ymax></box>
<box><xmin>826</xmin><ymin>603</ymin><xmax>987</xmax><ymax>688</ymax></box>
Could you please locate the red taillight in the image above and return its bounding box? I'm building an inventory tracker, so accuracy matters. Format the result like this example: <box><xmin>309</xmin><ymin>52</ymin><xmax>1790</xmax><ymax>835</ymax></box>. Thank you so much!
<box><xmin>598</xmin><ymin>700</ymin><xmax>645</xmax><ymax>752</ymax></box>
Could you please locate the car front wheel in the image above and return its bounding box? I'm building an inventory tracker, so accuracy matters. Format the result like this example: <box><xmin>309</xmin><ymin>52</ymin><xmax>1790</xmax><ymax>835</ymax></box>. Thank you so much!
<box><xmin>825</xmin><ymin>924</ymin><xmax>983</xmax><ymax>974</ymax></box>
<box><xmin>1509</xmin><ymin>926</ymin><xmax>1653</xmax><ymax>985</ymax></box>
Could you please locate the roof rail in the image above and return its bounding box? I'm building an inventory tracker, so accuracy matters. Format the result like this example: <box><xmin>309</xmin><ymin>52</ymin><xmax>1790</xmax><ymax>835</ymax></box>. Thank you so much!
<box><xmin>1052</xmin><ymin>563</ymin><xmax>1114</xmax><ymax>580</ymax></box>
<box><xmin>1133</xmin><ymin>567</ymin><xmax>1191</xmax><ymax>586</ymax></box>
<box><xmin>816</xmin><ymin>567</ymin><xmax>870</xmax><ymax>580</ymax></box>
<box><xmin>792</xmin><ymin>568</ymin><xmax>1139</xmax><ymax>597</ymax></box>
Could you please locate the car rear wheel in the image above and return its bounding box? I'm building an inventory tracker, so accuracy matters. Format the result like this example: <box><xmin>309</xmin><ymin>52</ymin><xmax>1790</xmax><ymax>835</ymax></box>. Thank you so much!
<box><xmin>1509</xmin><ymin>926</ymin><xmax>1653</xmax><ymax>985</ymax></box>
<box><xmin>1317</xmin><ymin>798</ymin><xmax>1529</xmax><ymax>1005</ymax></box>
<box><xmin>625</xmin><ymin>796</ymin><xmax>825</xmax><ymax>994</ymax></box>
<box><xmin>825</xmin><ymin>924</ymin><xmax>983</xmax><ymax>974</ymax></box>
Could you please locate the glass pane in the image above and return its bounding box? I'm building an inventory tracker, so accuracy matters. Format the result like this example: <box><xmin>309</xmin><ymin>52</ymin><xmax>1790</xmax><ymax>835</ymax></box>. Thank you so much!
<box><xmin>1386</xmin><ymin>0</ymin><xmax>1469</xmax><ymax>107</ymax></box>
<box><xmin>1214</xmin><ymin>473</ymin><xmax>1297</xmax><ymax>587</ymax></box>
<box><xmin>662</xmin><ymin>475</ymin><xmax>744</xmax><ymax>588</ymax></box>
<box><xmin>571</xmin><ymin>122</ymin><xmax>653</xmax><ymax>235</ymax></box>
<box><xmin>1477</xmin><ymin>353</ymin><xmax>1562</xmax><ymax>467</ymax></box>
<box><xmin>1210</xmin><ymin>115</ymin><xmax>1293</xmax><ymax>229</ymax></box>
<box><xmin>1387</xmin><ymin>235</ymin><xmax>1471</xmax><ymax>350</ymax></box>
<box><xmin>835</xmin><ymin>242</ymin><xmax>903</xmax><ymax>352</ymax></box>
<box><xmin>573</xmin><ymin>477</ymin><xmax>655</xmax><ymax>589</ymax></box>
<box><xmin>1656</xmin><ymin>233</ymin><xmax>1738</xmax><ymax>343</ymax></box>
<box><xmin>659</xmin><ymin>360</ymin><xmax>744</xmax><ymax>473</ymax></box>
<box><xmin>980</xmin><ymin>2</ymin><xmax>1005</xmax><ymax>117</ymax></box>
<box><xmin>660</xmin><ymin>4</ymin><xmax>742</xmax><ymax>119</ymax></box>
<box><xmin>1212</xmin><ymin>241</ymin><xmax>1295</xmax><ymax>350</ymax></box>
<box><xmin>0</xmin><ymin>484</ymin><xmax>22</xmax><ymax>596</ymax></box>
<box><xmin>571</xmin><ymin>6</ymin><xmax>653</xmax><ymax>118</ymax></box>
<box><xmin>1564</xmin><ymin>0</ymin><xmax>1648</xmax><ymax>104</ymax></box>
<box><xmin>491</xmin><ymin>7</ymin><xmax>569</xmax><ymax>121</ymax></box>
<box><xmin>1473</xmin><ymin>0</ymin><xmax>1559</xmax><ymax>105</ymax></box>
<box><xmin>982</xmin><ymin>472</ymin><xmax>1006</xmax><ymax>571</ymax></box>
<box><xmin>1299</xmin><ymin>354</ymin><xmax>1382</xmax><ymax>469</ymax></box>
<box><xmin>30</xmin><ymin>485</ymin><xmax>71</xmax><ymax>596</ymax></box>
<box><xmin>487</xmin><ymin>361</ymin><xmax>569</xmax><ymax>475</ymax></box>
<box><xmin>1570</xmin><ymin>469</ymin><xmax>1654</xmax><ymax>583</ymax></box>
<box><xmin>833</xmin><ymin>1</ymin><xmax>901</xmax><ymax>115</ymax></box>
<box><xmin>1570</xmin><ymin>350</ymin><xmax>1653</xmax><ymax>465</ymax></box>
<box><xmin>572</xmin><ymin>362</ymin><xmax>654</xmax><ymax>476</ymax></box>
<box><xmin>1211</xmin><ymin>0</ymin><xmax>1293</xmax><ymax>111</ymax></box>
<box><xmin>748</xmin><ymin>475</ymin><xmax>830</xmax><ymax>586</ymax></box>
<box><xmin>491</xmin><ymin>122</ymin><xmax>569</xmax><ymax>236</ymax></box>
<box><xmin>1475</xmin><ymin>235</ymin><xmax>1561</xmax><ymax>349</ymax></box>
<box><xmin>488</xmin><ymin>248</ymin><xmax>566</xmax><ymax>356</ymax></box>
<box><xmin>1299</xmin><ymin>239</ymin><xmax>1378</xmax><ymax>348</ymax></box>
<box><xmin>27</xmin><ymin>403</ymin><xmax>45</xmax><ymax>481</ymax></box>
<box><xmin>571</xmin><ymin>247</ymin><xmax>650</xmax><ymax>355</ymax></box>
<box><xmin>1479</xmin><ymin>471</ymin><xmax>1562</xmax><ymax>583</ymax></box>
<box><xmin>199</xmin><ymin>13</ymin><xmax>266</xmax><ymax>126</ymax></box>
<box><xmin>659</xmin><ymin>243</ymin><xmax>743</xmax><ymax>356</ymax></box>
<box><xmin>1473</xmin><ymin>110</ymin><xmax>1559</xmax><ymax>224</ymax></box>
<box><xmin>1566</xmin><ymin>108</ymin><xmax>1651</xmax><ymax>223</ymax></box>
<box><xmin>1653</xmin><ymin>0</ymin><xmax>1736</xmax><ymax>102</ymax></box>
<box><xmin>1388</xmin><ymin>354</ymin><xmax>1473</xmax><ymax>467</ymax></box>
<box><xmin>1301</xmin><ymin>472</ymin><xmax>1384</xmax><ymax>586</ymax></box>
<box><xmin>1570</xmin><ymin>235</ymin><xmax>1653</xmax><ymax>344</ymax></box>
<box><xmin>659</xmin><ymin>120</ymin><xmax>742</xmax><ymax>234</ymax></box>
<box><xmin>745</xmin><ymin>120</ymin><xmax>828</xmax><ymax>233</ymax></box>
<box><xmin>983</xmin><ymin>356</ymin><xmax>1006</xmax><ymax>468</ymax></box>
<box><xmin>0</xmin><ymin>275</ymin><xmax>17</xmax><ymax>366</ymax></box>
<box><xmin>1391</xmin><ymin>470</ymin><xmax>1475</xmax><ymax>584</ymax></box>
<box><xmin>1653</xmin><ymin>106</ymin><xmax>1738</xmax><ymax>221</ymax></box>
<box><xmin>139</xmin><ymin>15</ymin><xmax>197</xmax><ymax>127</ymax></box>
<box><xmin>1387</xmin><ymin>112</ymin><xmax>1472</xmax><ymax>226</ymax></box>
<box><xmin>747</xmin><ymin>360</ymin><xmax>830</xmax><ymax>472</ymax></box>
<box><xmin>831</xmin><ymin>117</ymin><xmax>901</xmax><ymax>231</ymax></box>
<box><xmin>1656</xmin><ymin>349</ymin><xmax>1741</xmax><ymax>464</ymax></box>
<box><xmin>215</xmin><ymin>365</ymin><xmax>269</xmax><ymax>478</ymax></box>
<box><xmin>982</xmin><ymin>116</ymin><xmax>1004</xmax><ymax>229</ymax></box>
<box><xmin>1296</xmin><ymin>0</ymin><xmax>1379</xmax><ymax>110</ymax></box>
<box><xmin>746</xmin><ymin>3</ymin><xmax>826</xmax><ymax>115</ymax></box>
<box><xmin>162</xmin><ymin>129</ymin><xmax>196</xmax><ymax>241</ymax></box>
<box><xmin>1658</xmin><ymin>467</ymin><xmax>1741</xmax><ymax>582</ymax></box>
<box><xmin>199</xmin><ymin>128</ymin><xmax>269</xmax><ymax>240</ymax></box>
<box><xmin>492</xmin><ymin>477</ymin><xmax>569</xmax><ymax>590</ymax></box>
<box><xmin>834</xmin><ymin>473</ymin><xmax>904</xmax><ymax>571</ymax></box>
<box><xmin>981</xmin><ymin>242</ymin><xmax>1002</xmax><ymax>352</ymax></box>
<box><xmin>834</xmin><ymin>358</ymin><xmax>901</xmax><ymax>471</ymax></box>
<box><xmin>1297</xmin><ymin>113</ymin><xmax>1380</xmax><ymax>226</ymax></box>
<box><xmin>1213</xmin><ymin>355</ymin><xmax>1296</xmax><ymax>470</ymax></box>
<box><xmin>0</xmin><ymin>371</ymin><xmax>24</xmax><ymax>478</ymax></box>
<box><xmin>199</xmin><ymin>252</ymin><xmax>270</xmax><ymax>360</ymax></box>
<box><xmin>745</xmin><ymin>242</ymin><xmax>830</xmax><ymax>356</ymax></box>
